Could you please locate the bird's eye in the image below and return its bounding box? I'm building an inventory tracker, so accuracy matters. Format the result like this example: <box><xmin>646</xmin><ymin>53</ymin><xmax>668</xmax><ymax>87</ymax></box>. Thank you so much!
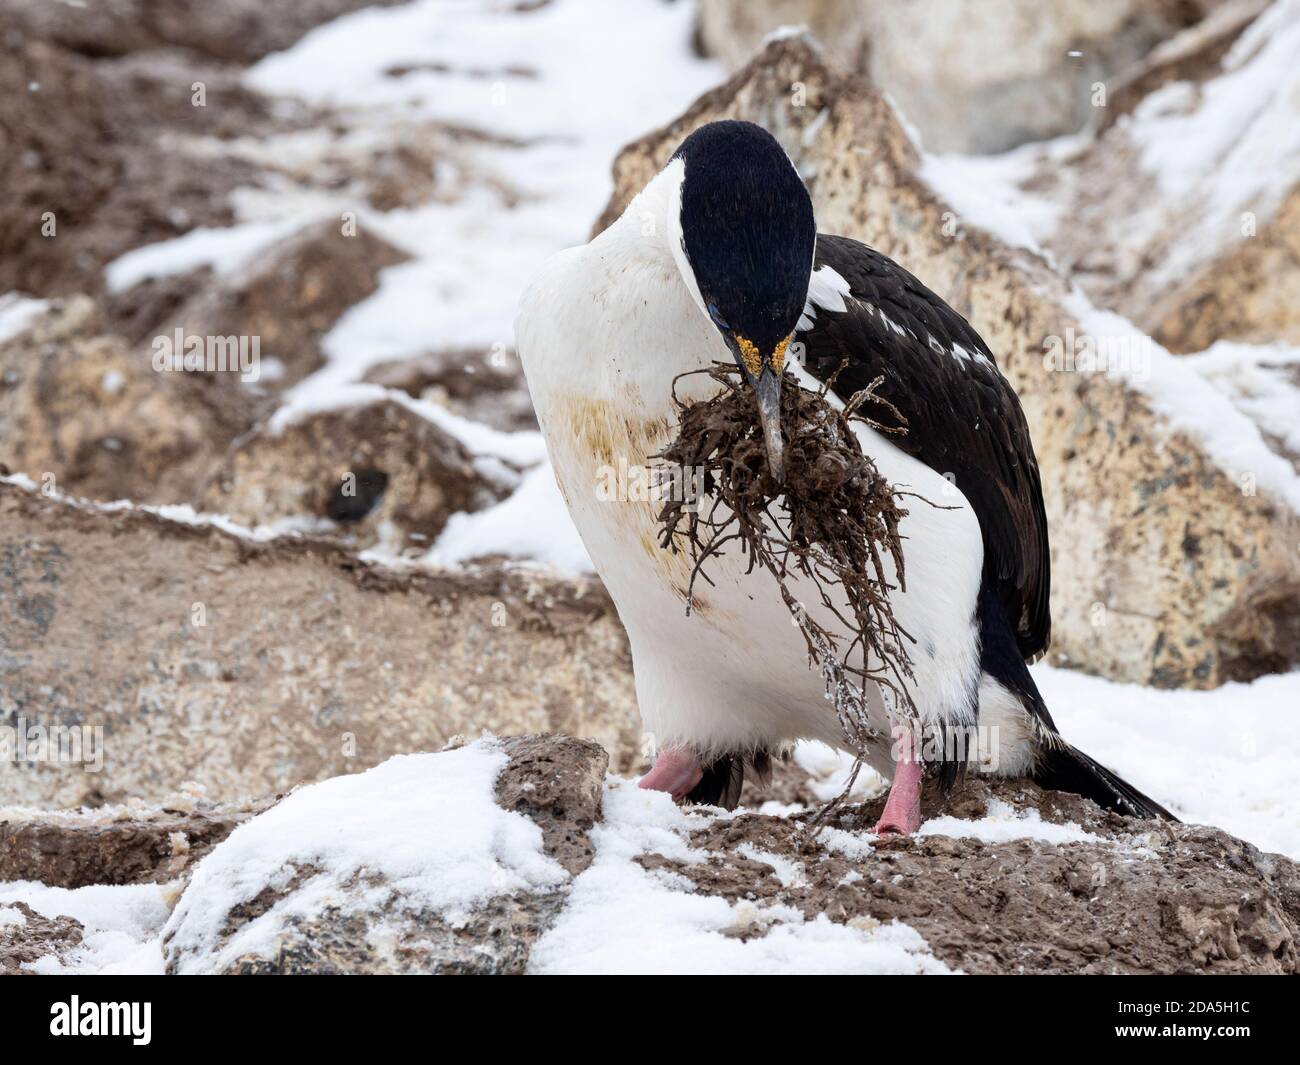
<box><xmin>707</xmin><ymin>303</ymin><xmax>729</xmax><ymax>330</ymax></box>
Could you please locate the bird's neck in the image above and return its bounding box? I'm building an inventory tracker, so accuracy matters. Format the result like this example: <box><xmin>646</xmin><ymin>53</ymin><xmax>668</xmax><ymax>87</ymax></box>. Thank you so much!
<box><xmin>602</xmin><ymin>161</ymin><xmax>679</xmax><ymax>249</ymax></box>
<box><xmin>601</xmin><ymin>159</ymin><xmax>710</xmax><ymax>311</ymax></box>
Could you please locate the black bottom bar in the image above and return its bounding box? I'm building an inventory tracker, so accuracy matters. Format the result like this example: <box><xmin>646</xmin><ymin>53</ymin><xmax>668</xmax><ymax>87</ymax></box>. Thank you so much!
<box><xmin>0</xmin><ymin>973</ymin><xmax>1289</xmax><ymax>1051</ymax></box>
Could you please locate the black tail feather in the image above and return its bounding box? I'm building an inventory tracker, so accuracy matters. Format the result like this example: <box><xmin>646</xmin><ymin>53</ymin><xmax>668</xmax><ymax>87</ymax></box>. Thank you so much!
<box><xmin>1032</xmin><ymin>743</ymin><xmax>1177</xmax><ymax>822</ymax></box>
<box><xmin>976</xmin><ymin>580</ymin><xmax>1176</xmax><ymax>823</ymax></box>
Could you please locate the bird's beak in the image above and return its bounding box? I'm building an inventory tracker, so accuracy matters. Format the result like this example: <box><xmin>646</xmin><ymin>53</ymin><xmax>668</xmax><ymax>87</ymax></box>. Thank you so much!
<box><xmin>726</xmin><ymin>334</ymin><xmax>788</xmax><ymax>483</ymax></box>
<box><xmin>753</xmin><ymin>366</ymin><xmax>785</xmax><ymax>484</ymax></box>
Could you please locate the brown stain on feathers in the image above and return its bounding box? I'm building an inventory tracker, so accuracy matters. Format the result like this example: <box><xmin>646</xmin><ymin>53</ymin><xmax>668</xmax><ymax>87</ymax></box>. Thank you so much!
<box><xmin>555</xmin><ymin>392</ymin><xmax>670</xmax><ymax>479</ymax></box>
<box><xmin>552</xmin><ymin>393</ymin><xmax>696</xmax><ymax>594</ymax></box>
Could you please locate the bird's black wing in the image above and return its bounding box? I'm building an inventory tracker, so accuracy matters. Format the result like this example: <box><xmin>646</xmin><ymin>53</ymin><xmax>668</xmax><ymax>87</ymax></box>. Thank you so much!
<box><xmin>796</xmin><ymin>234</ymin><xmax>1051</xmax><ymax>661</ymax></box>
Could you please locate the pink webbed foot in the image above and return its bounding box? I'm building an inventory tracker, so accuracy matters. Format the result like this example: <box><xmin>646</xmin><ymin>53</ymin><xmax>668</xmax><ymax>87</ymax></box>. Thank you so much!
<box><xmin>638</xmin><ymin>745</ymin><xmax>703</xmax><ymax>802</ymax></box>
<box><xmin>873</xmin><ymin>729</ymin><xmax>924</xmax><ymax>836</ymax></box>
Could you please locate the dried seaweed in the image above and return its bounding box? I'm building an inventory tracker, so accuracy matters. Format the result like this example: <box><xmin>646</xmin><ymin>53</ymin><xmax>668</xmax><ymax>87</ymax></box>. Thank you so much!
<box><xmin>654</xmin><ymin>364</ymin><xmax>920</xmax><ymax>814</ymax></box>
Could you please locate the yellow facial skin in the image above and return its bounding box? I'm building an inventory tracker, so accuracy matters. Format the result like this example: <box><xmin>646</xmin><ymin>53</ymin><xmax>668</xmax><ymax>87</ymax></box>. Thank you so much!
<box><xmin>770</xmin><ymin>334</ymin><xmax>791</xmax><ymax>373</ymax></box>
<box><xmin>734</xmin><ymin>334</ymin><xmax>793</xmax><ymax>376</ymax></box>
<box><xmin>735</xmin><ymin>335</ymin><xmax>763</xmax><ymax>377</ymax></box>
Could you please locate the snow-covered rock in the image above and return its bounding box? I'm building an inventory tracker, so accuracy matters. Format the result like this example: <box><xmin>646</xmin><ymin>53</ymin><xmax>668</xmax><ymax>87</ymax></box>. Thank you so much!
<box><xmin>362</xmin><ymin>347</ymin><xmax>537</xmax><ymax>435</ymax></box>
<box><xmin>162</xmin><ymin>735</ymin><xmax>608</xmax><ymax>974</ymax></box>
<box><xmin>1028</xmin><ymin>0</ymin><xmax>1300</xmax><ymax>355</ymax></box>
<box><xmin>159</xmin><ymin>735</ymin><xmax>1300</xmax><ymax>975</ymax></box>
<box><xmin>112</xmin><ymin>219</ymin><xmax>409</xmax><ymax>395</ymax></box>
<box><xmin>0</xmin><ymin>18</ymin><xmax>269</xmax><ymax>297</ymax></box>
<box><xmin>0</xmin><ymin>902</ymin><xmax>85</xmax><ymax>975</ymax></box>
<box><xmin>0</xmin><ymin>881</ymin><xmax>171</xmax><ymax>975</ymax></box>
<box><xmin>596</xmin><ymin>33</ymin><xmax>1300</xmax><ymax>690</ymax></box>
<box><xmin>667</xmin><ymin>774</ymin><xmax>1300</xmax><ymax>974</ymax></box>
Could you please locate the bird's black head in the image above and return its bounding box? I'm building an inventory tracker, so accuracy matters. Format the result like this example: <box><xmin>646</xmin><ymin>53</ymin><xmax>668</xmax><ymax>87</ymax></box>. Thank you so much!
<box><xmin>670</xmin><ymin>120</ymin><xmax>816</xmax><ymax>481</ymax></box>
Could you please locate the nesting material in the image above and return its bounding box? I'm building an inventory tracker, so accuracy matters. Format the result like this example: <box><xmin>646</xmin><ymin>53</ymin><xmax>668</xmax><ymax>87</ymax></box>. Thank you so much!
<box><xmin>655</xmin><ymin>364</ymin><xmax>920</xmax><ymax>774</ymax></box>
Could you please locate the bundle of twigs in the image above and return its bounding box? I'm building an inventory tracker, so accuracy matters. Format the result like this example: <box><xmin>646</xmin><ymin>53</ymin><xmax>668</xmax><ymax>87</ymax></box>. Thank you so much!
<box><xmin>654</xmin><ymin>364</ymin><xmax>918</xmax><ymax>782</ymax></box>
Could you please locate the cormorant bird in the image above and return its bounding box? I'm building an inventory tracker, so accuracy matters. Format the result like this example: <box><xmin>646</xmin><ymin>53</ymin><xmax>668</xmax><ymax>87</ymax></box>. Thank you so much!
<box><xmin>517</xmin><ymin>120</ymin><xmax>1171</xmax><ymax>833</ymax></box>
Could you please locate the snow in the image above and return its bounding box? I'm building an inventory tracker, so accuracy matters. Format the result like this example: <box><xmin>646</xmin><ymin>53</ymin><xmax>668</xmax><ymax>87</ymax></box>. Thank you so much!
<box><xmin>1130</xmin><ymin>0</ymin><xmax>1300</xmax><ymax>267</ymax></box>
<box><xmin>528</xmin><ymin>780</ymin><xmax>954</xmax><ymax>974</ymax></box>
<box><xmin>1</xmin><ymin>472</ymin><xmax>335</xmax><ymax>543</ymax></box>
<box><xmin>426</xmin><ymin>462</ymin><xmax>592</xmax><ymax>572</ymax></box>
<box><xmin>140</xmin><ymin>503</ymin><xmax>332</xmax><ymax>542</ymax></box>
<box><xmin>0</xmin><ymin>293</ymin><xmax>50</xmax><ymax>344</ymax></box>
<box><xmin>0</xmin><ymin>905</ymin><xmax>28</xmax><ymax>929</ymax></box>
<box><xmin>812</xmin><ymin>826</ymin><xmax>876</xmax><ymax>860</ymax></box>
<box><xmin>0</xmin><ymin>881</ymin><xmax>169</xmax><ymax>975</ymax></box>
<box><xmin>1181</xmin><ymin>341</ymin><xmax>1300</xmax><ymax>459</ymax></box>
<box><xmin>103</xmin><ymin>218</ymin><xmax>313</xmax><ymax>293</ymax></box>
<box><xmin>920</xmin><ymin>144</ymin><xmax>1063</xmax><ymax>255</ymax></box>
<box><xmin>791</xmin><ymin>741</ymin><xmax>887</xmax><ymax>802</ymax></box>
<box><xmin>762</xmin><ymin>24</ymin><xmax>819</xmax><ymax>48</ymax></box>
<box><xmin>735</xmin><ymin>843</ymin><xmax>807</xmax><ymax>887</ymax></box>
<box><xmin>163</xmin><ymin>737</ymin><xmax>567</xmax><ymax>973</ymax></box>
<box><xmin>1033</xmin><ymin>663</ymin><xmax>1300</xmax><ymax>861</ymax></box>
<box><xmin>250</xmin><ymin>0</ymin><xmax>713</xmax><ymax>151</ymax></box>
<box><xmin>919</xmin><ymin>797</ymin><xmax>1103</xmax><ymax>845</ymax></box>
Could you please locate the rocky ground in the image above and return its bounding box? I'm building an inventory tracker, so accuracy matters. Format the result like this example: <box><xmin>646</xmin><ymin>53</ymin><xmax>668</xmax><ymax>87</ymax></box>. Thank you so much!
<box><xmin>6</xmin><ymin>735</ymin><xmax>1296</xmax><ymax>975</ymax></box>
<box><xmin>2</xmin><ymin>0</ymin><xmax>1299</xmax><ymax>974</ymax></box>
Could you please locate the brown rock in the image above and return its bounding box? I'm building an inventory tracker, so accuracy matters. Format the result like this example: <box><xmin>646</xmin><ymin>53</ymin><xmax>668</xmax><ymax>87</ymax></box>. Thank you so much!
<box><xmin>0</xmin><ymin>35</ymin><xmax>273</xmax><ymax>297</ymax></box>
<box><xmin>595</xmin><ymin>34</ymin><xmax>1300</xmax><ymax>689</ymax></box>
<box><xmin>200</xmin><ymin>398</ymin><xmax>507</xmax><ymax>548</ymax></box>
<box><xmin>0</xmin><ymin>298</ymin><xmax>241</xmax><ymax>505</ymax></box>
<box><xmin>494</xmin><ymin>734</ymin><xmax>608</xmax><ymax>877</ymax></box>
<box><xmin>1</xmin><ymin>1</ymin><xmax>489</xmax><ymax>307</ymax></box>
<box><xmin>0</xmin><ymin>802</ymin><xmax>267</xmax><ymax>889</ymax></box>
<box><xmin>0</xmin><ymin>0</ymin><xmax>406</xmax><ymax>66</ymax></box>
<box><xmin>1099</xmin><ymin>0</ymin><xmax>1270</xmax><ymax>131</ymax></box>
<box><xmin>364</xmin><ymin>348</ymin><xmax>538</xmax><ymax>434</ymax></box>
<box><xmin>1149</xmin><ymin>187</ymin><xmax>1300</xmax><ymax>354</ymax></box>
<box><xmin>0</xmin><ymin>480</ymin><xmax>641</xmax><ymax>809</ymax></box>
<box><xmin>657</xmin><ymin>776</ymin><xmax>1300</xmax><ymax>974</ymax></box>
<box><xmin>0</xmin><ymin>185</ymin><xmax>410</xmax><ymax>515</ymax></box>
